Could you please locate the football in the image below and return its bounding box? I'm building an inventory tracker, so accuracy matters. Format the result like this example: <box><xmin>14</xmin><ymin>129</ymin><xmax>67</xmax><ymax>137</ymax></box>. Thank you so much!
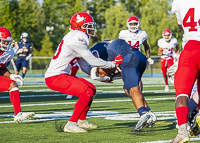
<box><xmin>97</xmin><ymin>68</ymin><xmax>116</xmax><ymax>77</ymax></box>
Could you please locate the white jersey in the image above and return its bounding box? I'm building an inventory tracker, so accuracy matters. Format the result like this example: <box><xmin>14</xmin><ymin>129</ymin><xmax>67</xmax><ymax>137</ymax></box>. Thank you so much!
<box><xmin>171</xmin><ymin>0</ymin><xmax>200</xmax><ymax>43</ymax></box>
<box><xmin>157</xmin><ymin>38</ymin><xmax>177</xmax><ymax>59</ymax></box>
<box><xmin>119</xmin><ymin>29</ymin><xmax>148</xmax><ymax>52</ymax></box>
<box><xmin>0</xmin><ymin>47</ymin><xmax>15</xmax><ymax>67</ymax></box>
<box><xmin>45</xmin><ymin>30</ymin><xmax>115</xmax><ymax>78</ymax></box>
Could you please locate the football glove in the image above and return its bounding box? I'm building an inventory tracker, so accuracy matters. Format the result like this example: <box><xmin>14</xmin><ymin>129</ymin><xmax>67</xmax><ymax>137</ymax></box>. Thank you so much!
<box><xmin>162</xmin><ymin>49</ymin><xmax>169</xmax><ymax>55</ymax></box>
<box><xmin>10</xmin><ymin>74</ymin><xmax>24</xmax><ymax>86</ymax></box>
<box><xmin>167</xmin><ymin>62</ymin><xmax>178</xmax><ymax>76</ymax></box>
<box><xmin>114</xmin><ymin>54</ymin><xmax>123</xmax><ymax>65</ymax></box>
<box><xmin>147</xmin><ymin>58</ymin><xmax>154</xmax><ymax>65</ymax></box>
<box><xmin>26</xmin><ymin>54</ymin><xmax>32</xmax><ymax>61</ymax></box>
<box><xmin>16</xmin><ymin>48</ymin><xmax>23</xmax><ymax>54</ymax></box>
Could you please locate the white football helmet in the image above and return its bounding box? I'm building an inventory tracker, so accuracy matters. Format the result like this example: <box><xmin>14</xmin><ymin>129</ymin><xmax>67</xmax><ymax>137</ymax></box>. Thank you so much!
<box><xmin>20</xmin><ymin>32</ymin><xmax>29</xmax><ymax>43</ymax></box>
<box><xmin>126</xmin><ymin>16</ymin><xmax>140</xmax><ymax>33</ymax></box>
<box><xmin>162</xmin><ymin>29</ymin><xmax>172</xmax><ymax>42</ymax></box>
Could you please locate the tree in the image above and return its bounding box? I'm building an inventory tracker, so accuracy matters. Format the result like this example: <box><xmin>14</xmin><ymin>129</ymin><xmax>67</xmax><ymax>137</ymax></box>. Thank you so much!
<box><xmin>38</xmin><ymin>33</ymin><xmax>54</xmax><ymax>56</ymax></box>
<box><xmin>101</xmin><ymin>3</ymin><xmax>129</xmax><ymax>41</ymax></box>
<box><xmin>0</xmin><ymin>0</ymin><xmax>20</xmax><ymax>40</ymax></box>
<box><xmin>87</xmin><ymin>0</ymin><xmax>116</xmax><ymax>45</ymax></box>
<box><xmin>42</xmin><ymin>0</ymin><xmax>84</xmax><ymax>50</ymax></box>
<box><xmin>17</xmin><ymin>0</ymin><xmax>45</xmax><ymax>51</ymax></box>
<box><xmin>140</xmin><ymin>0</ymin><xmax>182</xmax><ymax>55</ymax></box>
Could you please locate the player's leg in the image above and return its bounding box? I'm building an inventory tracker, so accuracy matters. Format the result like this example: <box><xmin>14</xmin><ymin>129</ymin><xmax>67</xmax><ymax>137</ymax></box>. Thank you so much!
<box><xmin>161</xmin><ymin>59</ymin><xmax>169</xmax><ymax>91</ymax></box>
<box><xmin>77</xmin><ymin>78</ymin><xmax>97</xmax><ymax>129</ymax></box>
<box><xmin>45</xmin><ymin>74</ymin><xmax>96</xmax><ymax>133</ymax></box>
<box><xmin>15</xmin><ymin>59</ymin><xmax>22</xmax><ymax>75</ymax></box>
<box><xmin>21</xmin><ymin>60</ymin><xmax>28</xmax><ymax>79</ymax></box>
<box><xmin>171</xmin><ymin>41</ymin><xmax>200</xmax><ymax>143</ymax></box>
<box><xmin>189</xmin><ymin>78</ymin><xmax>200</xmax><ymax>136</ymax></box>
<box><xmin>0</xmin><ymin>76</ymin><xmax>35</xmax><ymax>123</ymax></box>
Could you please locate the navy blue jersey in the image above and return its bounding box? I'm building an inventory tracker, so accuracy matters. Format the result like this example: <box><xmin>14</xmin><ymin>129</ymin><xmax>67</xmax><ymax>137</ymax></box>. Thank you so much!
<box><xmin>90</xmin><ymin>42</ymin><xmax>109</xmax><ymax>61</ymax></box>
<box><xmin>91</xmin><ymin>39</ymin><xmax>147</xmax><ymax>91</ymax></box>
<box><xmin>17</xmin><ymin>42</ymin><xmax>33</xmax><ymax>58</ymax></box>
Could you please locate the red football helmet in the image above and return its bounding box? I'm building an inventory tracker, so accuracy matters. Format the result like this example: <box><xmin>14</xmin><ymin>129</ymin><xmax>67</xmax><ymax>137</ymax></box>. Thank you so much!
<box><xmin>162</xmin><ymin>29</ymin><xmax>172</xmax><ymax>42</ymax></box>
<box><xmin>69</xmin><ymin>12</ymin><xmax>97</xmax><ymax>37</ymax></box>
<box><xmin>0</xmin><ymin>27</ymin><xmax>12</xmax><ymax>51</ymax></box>
<box><xmin>126</xmin><ymin>16</ymin><xmax>140</xmax><ymax>33</ymax></box>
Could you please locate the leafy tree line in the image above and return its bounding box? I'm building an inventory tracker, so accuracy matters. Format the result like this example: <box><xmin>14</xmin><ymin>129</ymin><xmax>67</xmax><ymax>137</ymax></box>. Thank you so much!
<box><xmin>0</xmin><ymin>0</ymin><xmax>182</xmax><ymax>56</ymax></box>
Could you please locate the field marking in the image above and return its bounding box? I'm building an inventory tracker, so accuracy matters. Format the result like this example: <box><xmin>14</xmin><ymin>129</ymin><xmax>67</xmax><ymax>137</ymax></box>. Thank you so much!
<box><xmin>137</xmin><ymin>138</ymin><xmax>200</xmax><ymax>143</ymax></box>
<box><xmin>0</xmin><ymin>110</ymin><xmax>175</xmax><ymax>124</ymax></box>
<box><xmin>0</xmin><ymin>97</ymin><xmax>175</xmax><ymax>108</ymax></box>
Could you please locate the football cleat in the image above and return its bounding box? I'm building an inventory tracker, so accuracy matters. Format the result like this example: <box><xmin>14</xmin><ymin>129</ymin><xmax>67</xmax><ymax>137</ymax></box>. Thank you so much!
<box><xmin>189</xmin><ymin>113</ymin><xmax>200</xmax><ymax>137</ymax></box>
<box><xmin>170</xmin><ymin>123</ymin><xmax>189</xmax><ymax>143</ymax></box>
<box><xmin>147</xmin><ymin>111</ymin><xmax>157</xmax><ymax>128</ymax></box>
<box><xmin>14</xmin><ymin>112</ymin><xmax>35</xmax><ymax>123</ymax></box>
<box><xmin>132</xmin><ymin>112</ymin><xmax>151</xmax><ymax>132</ymax></box>
<box><xmin>64</xmin><ymin>121</ymin><xmax>88</xmax><ymax>133</ymax></box>
<box><xmin>77</xmin><ymin>119</ymin><xmax>97</xmax><ymax>129</ymax></box>
<box><xmin>165</xmin><ymin>85</ymin><xmax>169</xmax><ymax>92</ymax></box>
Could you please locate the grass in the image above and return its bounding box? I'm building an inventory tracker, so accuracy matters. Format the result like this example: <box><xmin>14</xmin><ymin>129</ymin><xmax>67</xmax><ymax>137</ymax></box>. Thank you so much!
<box><xmin>0</xmin><ymin>77</ymin><xmax>199</xmax><ymax>143</ymax></box>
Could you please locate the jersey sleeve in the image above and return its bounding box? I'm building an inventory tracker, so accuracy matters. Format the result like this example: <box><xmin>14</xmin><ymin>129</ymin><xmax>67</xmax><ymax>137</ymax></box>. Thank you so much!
<box><xmin>70</xmin><ymin>32</ymin><xmax>89</xmax><ymax>46</ymax></box>
<box><xmin>118</xmin><ymin>30</ymin><xmax>126</xmax><ymax>40</ymax></box>
<box><xmin>157</xmin><ymin>39</ymin><xmax>163</xmax><ymax>48</ymax></box>
<box><xmin>72</xmin><ymin>45</ymin><xmax>115</xmax><ymax>69</ymax></box>
<box><xmin>142</xmin><ymin>31</ymin><xmax>148</xmax><ymax>43</ymax></box>
<box><xmin>171</xmin><ymin>0</ymin><xmax>182</xmax><ymax>25</ymax></box>
<box><xmin>30</xmin><ymin>43</ymin><xmax>33</xmax><ymax>48</ymax></box>
<box><xmin>77</xmin><ymin>58</ymin><xmax>90</xmax><ymax>75</ymax></box>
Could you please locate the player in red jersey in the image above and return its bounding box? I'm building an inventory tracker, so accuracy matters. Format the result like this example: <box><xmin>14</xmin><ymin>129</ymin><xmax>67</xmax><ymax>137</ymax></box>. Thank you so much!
<box><xmin>0</xmin><ymin>27</ymin><xmax>35</xmax><ymax>123</ymax></box>
<box><xmin>171</xmin><ymin>0</ymin><xmax>200</xmax><ymax>142</ymax></box>
<box><xmin>157</xmin><ymin>29</ymin><xmax>180</xmax><ymax>92</ymax></box>
<box><xmin>45</xmin><ymin>12</ymin><xmax>123</xmax><ymax>133</ymax></box>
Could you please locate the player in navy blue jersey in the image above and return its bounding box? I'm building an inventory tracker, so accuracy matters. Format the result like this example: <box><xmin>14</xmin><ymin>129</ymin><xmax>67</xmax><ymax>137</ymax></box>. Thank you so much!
<box><xmin>15</xmin><ymin>33</ymin><xmax>33</xmax><ymax>79</ymax></box>
<box><xmin>90</xmin><ymin>39</ymin><xmax>157</xmax><ymax>132</ymax></box>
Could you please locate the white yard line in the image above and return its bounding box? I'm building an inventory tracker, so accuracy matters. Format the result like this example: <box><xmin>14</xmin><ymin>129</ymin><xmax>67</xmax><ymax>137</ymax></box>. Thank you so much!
<box><xmin>0</xmin><ymin>97</ymin><xmax>174</xmax><ymax>108</ymax></box>
<box><xmin>137</xmin><ymin>138</ymin><xmax>200</xmax><ymax>143</ymax></box>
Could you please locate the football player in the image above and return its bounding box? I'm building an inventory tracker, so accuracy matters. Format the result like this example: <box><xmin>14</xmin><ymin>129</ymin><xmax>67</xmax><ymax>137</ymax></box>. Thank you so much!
<box><xmin>0</xmin><ymin>27</ymin><xmax>35</xmax><ymax>123</ymax></box>
<box><xmin>15</xmin><ymin>32</ymin><xmax>33</xmax><ymax>79</ymax></box>
<box><xmin>44</xmin><ymin>12</ymin><xmax>123</xmax><ymax>133</ymax></box>
<box><xmin>119</xmin><ymin>16</ymin><xmax>154</xmax><ymax>65</ymax></box>
<box><xmin>157</xmin><ymin>29</ymin><xmax>180</xmax><ymax>92</ymax></box>
<box><xmin>90</xmin><ymin>40</ymin><xmax>157</xmax><ymax>132</ymax></box>
<box><xmin>119</xmin><ymin>16</ymin><xmax>154</xmax><ymax>92</ymax></box>
<box><xmin>171</xmin><ymin>0</ymin><xmax>200</xmax><ymax>142</ymax></box>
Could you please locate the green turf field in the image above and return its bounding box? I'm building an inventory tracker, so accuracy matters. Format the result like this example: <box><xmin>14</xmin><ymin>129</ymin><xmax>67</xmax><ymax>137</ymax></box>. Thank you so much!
<box><xmin>0</xmin><ymin>77</ymin><xmax>199</xmax><ymax>143</ymax></box>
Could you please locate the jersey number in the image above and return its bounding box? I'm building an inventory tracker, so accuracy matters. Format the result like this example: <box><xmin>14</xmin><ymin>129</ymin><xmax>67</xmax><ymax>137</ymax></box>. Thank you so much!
<box><xmin>53</xmin><ymin>40</ymin><xmax>64</xmax><ymax>60</ymax></box>
<box><xmin>183</xmin><ymin>8</ymin><xmax>200</xmax><ymax>32</ymax></box>
<box><xmin>128</xmin><ymin>41</ymin><xmax>139</xmax><ymax>50</ymax></box>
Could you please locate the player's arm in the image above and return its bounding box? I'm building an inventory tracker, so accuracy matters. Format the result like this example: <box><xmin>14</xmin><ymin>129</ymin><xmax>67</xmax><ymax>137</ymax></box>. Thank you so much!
<box><xmin>73</xmin><ymin>44</ymin><xmax>116</xmax><ymax>69</ymax></box>
<box><xmin>26</xmin><ymin>43</ymin><xmax>33</xmax><ymax>60</ymax></box>
<box><xmin>143</xmin><ymin>40</ymin><xmax>150</xmax><ymax>59</ymax></box>
<box><xmin>143</xmin><ymin>40</ymin><xmax>154</xmax><ymax>65</ymax></box>
<box><xmin>175</xmin><ymin>44</ymin><xmax>180</xmax><ymax>54</ymax></box>
<box><xmin>0</xmin><ymin>64</ymin><xmax>11</xmax><ymax>78</ymax></box>
<box><xmin>0</xmin><ymin>64</ymin><xmax>24</xmax><ymax>85</ymax></box>
<box><xmin>158</xmin><ymin>47</ymin><xmax>163</xmax><ymax>55</ymax></box>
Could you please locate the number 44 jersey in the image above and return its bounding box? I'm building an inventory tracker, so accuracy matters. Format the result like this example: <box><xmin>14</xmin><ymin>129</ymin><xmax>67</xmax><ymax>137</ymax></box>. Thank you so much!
<box><xmin>171</xmin><ymin>0</ymin><xmax>200</xmax><ymax>43</ymax></box>
<box><xmin>118</xmin><ymin>29</ymin><xmax>148</xmax><ymax>52</ymax></box>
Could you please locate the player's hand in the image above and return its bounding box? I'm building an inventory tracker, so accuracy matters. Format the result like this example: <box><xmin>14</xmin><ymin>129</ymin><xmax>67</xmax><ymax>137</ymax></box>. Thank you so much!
<box><xmin>147</xmin><ymin>58</ymin><xmax>154</xmax><ymax>65</ymax></box>
<box><xmin>10</xmin><ymin>74</ymin><xmax>24</xmax><ymax>86</ymax></box>
<box><xmin>162</xmin><ymin>49</ymin><xmax>169</xmax><ymax>55</ymax></box>
<box><xmin>16</xmin><ymin>48</ymin><xmax>23</xmax><ymax>54</ymax></box>
<box><xmin>114</xmin><ymin>54</ymin><xmax>123</xmax><ymax>65</ymax></box>
<box><xmin>167</xmin><ymin>62</ymin><xmax>178</xmax><ymax>76</ymax></box>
